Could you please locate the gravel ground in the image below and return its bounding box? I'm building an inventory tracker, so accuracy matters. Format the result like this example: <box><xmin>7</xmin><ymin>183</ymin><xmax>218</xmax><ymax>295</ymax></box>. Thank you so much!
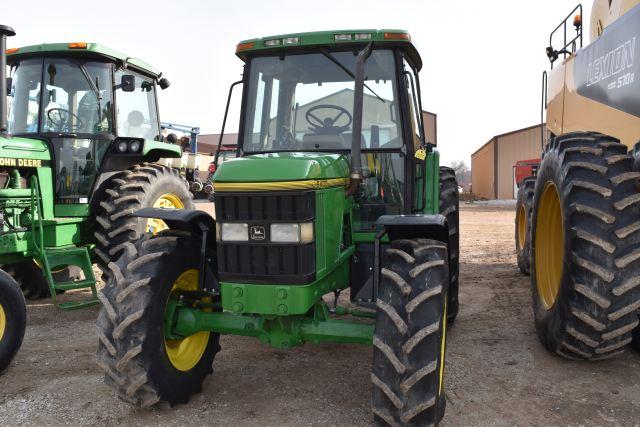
<box><xmin>0</xmin><ymin>203</ymin><xmax>639</xmax><ymax>426</ymax></box>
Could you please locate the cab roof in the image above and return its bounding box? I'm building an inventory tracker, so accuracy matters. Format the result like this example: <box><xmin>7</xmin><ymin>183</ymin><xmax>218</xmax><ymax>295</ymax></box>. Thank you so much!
<box><xmin>7</xmin><ymin>43</ymin><xmax>161</xmax><ymax>78</ymax></box>
<box><xmin>236</xmin><ymin>29</ymin><xmax>422</xmax><ymax>70</ymax></box>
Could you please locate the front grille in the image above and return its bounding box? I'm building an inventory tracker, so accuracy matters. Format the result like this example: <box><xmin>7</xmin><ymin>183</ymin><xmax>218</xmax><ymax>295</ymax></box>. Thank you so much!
<box><xmin>214</xmin><ymin>190</ymin><xmax>315</xmax><ymax>284</ymax></box>
<box><xmin>215</xmin><ymin>190</ymin><xmax>314</xmax><ymax>222</ymax></box>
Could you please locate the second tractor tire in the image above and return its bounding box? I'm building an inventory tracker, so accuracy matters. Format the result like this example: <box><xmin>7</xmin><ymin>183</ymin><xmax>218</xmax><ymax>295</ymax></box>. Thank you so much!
<box><xmin>0</xmin><ymin>269</ymin><xmax>26</xmax><ymax>373</ymax></box>
<box><xmin>530</xmin><ymin>132</ymin><xmax>640</xmax><ymax>360</ymax></box>
<box><xmin>92</xmin><ymin>163</ymin><xmax>193</xmax><ymax>280</ymax></box>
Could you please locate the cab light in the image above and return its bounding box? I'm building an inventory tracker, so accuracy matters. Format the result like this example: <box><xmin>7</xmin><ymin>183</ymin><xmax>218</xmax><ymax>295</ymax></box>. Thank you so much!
<box><xmin>68</xmin><ymin>42</ymin><xmax>88</xmax><ymax>49</ymax></box>
<box><xmin>383</xmin><ymin>32</ymin><xmax>411</xmax><ymax>41</ymax></box>
<box><xmin>236</xmin><ymin>41</ymin><xmax>255</xmax><ymax>52</ymax></box>
<box><xmin>354</xmin><ymin>33</ymin><xmax>372</xmax><ymax>40</ymax></box>
<box><xmin>5</xmin><ymin>47</ymin><xmax>19</xmax><ymax>54</ymax></box>
<box><xmin>264</xmin><ymin>39</ymin><xmax>281</xmax><ymax>47</ymax></box>
<box><xmin>283</xmin><ymin>37</ymin><xmax>299</xmax><ymax>45</ymax></box>
<box><xmin>334</xmin><ymin>34</ymin><xmax>352</xmax><ymax>41</ymax></box>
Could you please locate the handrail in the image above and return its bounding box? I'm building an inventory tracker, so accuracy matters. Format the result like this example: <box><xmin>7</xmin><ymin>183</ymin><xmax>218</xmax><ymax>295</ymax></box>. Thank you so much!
<box><xmin>540</xmin><ymin>70</ymin><xmax>548</xmax><ymax>150</ymax></box>
<box><xmin>29</xmin><ymin>175</ymin><xmax>44</xmax><ymax>254</ymax></box>
<box><xmin>548</xmin><ymin>4</ymin><xmax>583</xmax><ymax>68</ymax></box>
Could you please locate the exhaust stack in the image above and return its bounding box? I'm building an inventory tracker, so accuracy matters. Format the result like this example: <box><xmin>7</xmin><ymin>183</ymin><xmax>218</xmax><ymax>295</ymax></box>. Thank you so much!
<box><xmin>0</xmin><ymin>25</ymin><xmax>16</xmax><ymax>137</ymax></box>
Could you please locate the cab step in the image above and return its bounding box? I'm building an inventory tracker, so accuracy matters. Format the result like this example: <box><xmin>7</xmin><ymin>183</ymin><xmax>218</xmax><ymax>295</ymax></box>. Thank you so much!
<box><xmin>36</xmin><ymin>246</ymin><xmax>98</xmax><ymax>311</ymax></box>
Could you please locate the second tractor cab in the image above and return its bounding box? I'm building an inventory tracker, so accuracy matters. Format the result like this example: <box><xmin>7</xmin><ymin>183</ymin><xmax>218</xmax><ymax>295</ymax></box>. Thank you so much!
<box><xmin>98</xmin><ymin>30</ymin><xmax>459</xmax><ymax>426</ymax></box>
<box><xmin>0</xmin><ymin>25</ymin><xmax>193</xmax><ymax>373</ymax></box>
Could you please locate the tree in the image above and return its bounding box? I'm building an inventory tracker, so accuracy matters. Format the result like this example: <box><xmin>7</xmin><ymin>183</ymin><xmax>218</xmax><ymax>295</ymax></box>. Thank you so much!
<box><xmin>449</xmin><ymin>160</ymin><xmax>471</xmax><ymax>190</ymax></box>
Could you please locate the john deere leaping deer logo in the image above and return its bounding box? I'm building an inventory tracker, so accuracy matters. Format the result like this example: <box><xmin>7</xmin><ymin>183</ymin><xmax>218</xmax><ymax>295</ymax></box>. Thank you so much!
<box><xmin>250</xmin><ymin>225</ymin><xmax>266</xmax><ymax>241</ymax></box>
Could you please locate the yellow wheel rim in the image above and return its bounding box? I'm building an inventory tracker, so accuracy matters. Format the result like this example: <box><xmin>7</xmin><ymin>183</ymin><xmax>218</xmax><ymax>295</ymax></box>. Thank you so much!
<box><xmin>0</xmin><ymin>303</ymin><xmax>5</xmax><ymax>341</ymax></box>
<box><xmin>164</xmin><ymin>269</ymin><xmax>210</xmax><ymax>371</ymax></box>
<box><xmin>535</xmin><ymin>182</ymin><xmax>564</xmax><ymax>309</ymax></box>
<box><xmin>517</xmin><ymin>204</ymin><xmax>527</xmax><ymax>251</ymax></box>
<box><xmin>146</xmin><ymin>193</ymin><xmax>185</xmax><ymax>234</ymax></box>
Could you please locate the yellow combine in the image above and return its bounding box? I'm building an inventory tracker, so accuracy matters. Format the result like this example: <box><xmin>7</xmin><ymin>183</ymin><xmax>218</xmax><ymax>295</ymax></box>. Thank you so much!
<box><xmin>519</xmin><ymin>0</ymin><xmax>640</xmax><ymax>359</ymax></box>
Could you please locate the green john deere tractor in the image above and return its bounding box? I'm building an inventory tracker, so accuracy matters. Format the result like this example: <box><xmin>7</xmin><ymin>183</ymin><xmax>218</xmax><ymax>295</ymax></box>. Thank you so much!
<box><xmin>0</xmin><ymin>25</ymin><xmax>192</xmax><ymax>373</ymax></box>
<box><xmin>97</xmin><ymin>30</ymin><xmax>459</xmax><ymax>425</ymax></box>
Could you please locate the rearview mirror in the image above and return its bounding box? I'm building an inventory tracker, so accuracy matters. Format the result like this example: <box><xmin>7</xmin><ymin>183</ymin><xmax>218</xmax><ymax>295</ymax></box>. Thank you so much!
<box><xmin>120</xmin><ymin>74</ymin><xmax>135</xmax><ymax>92</ymax></box>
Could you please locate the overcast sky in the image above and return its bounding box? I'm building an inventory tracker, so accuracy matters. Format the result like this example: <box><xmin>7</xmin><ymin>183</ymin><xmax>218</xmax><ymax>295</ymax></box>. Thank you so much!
<box><xmin>5</xmin><ymin>0</ymin><xmax>591</xmax><ymax>165</ymax></box>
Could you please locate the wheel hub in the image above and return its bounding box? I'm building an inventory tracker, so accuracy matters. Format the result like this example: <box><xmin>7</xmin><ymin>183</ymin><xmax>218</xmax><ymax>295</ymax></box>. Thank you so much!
<box><xmin>0</xmin><ymin>303</ymin><xmax>5</xmax><ymax>341</ymax></box>
<box><xmin>535</xmin><ymin>182</ymin><xmax>564</xmax><ymax>309</ymax></box>
<box><xmin>146</xmin><ymin>193</ymin><xmax>185</xmax><ymax>234</ymax></box>
<box><xmin>164</xmin><ymin>269</ymin><xmax>210</xmax><ymax>371</ymax></box>
<box><xmin>517</xmin><ymin>204</ymin><xmax>526</xmax><ymax>251</ymax></box>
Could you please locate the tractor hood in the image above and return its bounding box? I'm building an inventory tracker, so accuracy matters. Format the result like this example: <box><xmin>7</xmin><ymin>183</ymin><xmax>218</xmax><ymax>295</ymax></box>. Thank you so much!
<box><xmin>213</xmin><ymin>152</ymin><xmax>349</xmax><ymax>183</ymax></box>
<box><xmin>0</xmin><ymin>136</ymin><xmax>51</xmax><ymax>161</ymax></box>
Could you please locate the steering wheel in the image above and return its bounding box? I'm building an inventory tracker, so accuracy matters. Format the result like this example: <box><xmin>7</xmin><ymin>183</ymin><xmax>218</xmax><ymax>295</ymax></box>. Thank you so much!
<box><xmin>47</xmin><ymin>108</ymin><xmax>84</xmax><ymax>132</ymax></box>
<box><xmin>305</xmin><ymin>104</ymin><xmax>352</xmax><ymax>133</ymax></box>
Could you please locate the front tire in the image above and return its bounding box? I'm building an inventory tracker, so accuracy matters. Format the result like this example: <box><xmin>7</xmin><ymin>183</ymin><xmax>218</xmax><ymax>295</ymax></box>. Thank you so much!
<box><xmin>93</xmin><ymin>163</ymin><xmax>193</xmax><ymax>280</ymax></box>
<box><xmin>0</xmin><ymin>269</ymin><xmax>26</xmax><ymax>373</ymax></box>
<box><xmin>372</xmin><ymin>238</ymin><xmax>448</xmax><ymax>426</ymax></box>
<box><xmin>96</xmin><ymin>232</ymin><xmax>220</xmax><ymax>406</ymax></box>
<box><xmin>530</xmin><ymin>132</ymin><xmax>640</xmax><ymax>360</ymax></box>
<box><xmin>439</xmin><ymin>167</ymin><xmax>460</xmax><ymax>324</ymax></box>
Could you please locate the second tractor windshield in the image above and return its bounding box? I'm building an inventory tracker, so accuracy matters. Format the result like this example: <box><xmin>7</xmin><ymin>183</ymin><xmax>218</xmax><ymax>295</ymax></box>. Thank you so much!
<box><xmin>242</xmin><ymin>49</ymin><xmax>402</xmax><ymax>153</ymax></box>
<box><xmin>8</xmin><ymin>58</ymin><xmax>113</xmax><ymax>135</ymax></box>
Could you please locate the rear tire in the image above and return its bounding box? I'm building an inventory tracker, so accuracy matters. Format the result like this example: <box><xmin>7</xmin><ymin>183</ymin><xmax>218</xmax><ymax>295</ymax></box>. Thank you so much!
<box><xmin>3</xmin><ymin>261</ymin><xmax>76</xmax><ymax>300</ymax></box>
<box><xmin>92</xmin><ymin>163</ymin><xmax>193</xmax><ymax>280</ymax></box>
<box><xmin>96</xmin><ymin>232</ymin><xmax>220</xmax><ymax>406</ymax></box>
<box><xmin>530</xmin><ymin>132</ymin><xmax>640</xmax><ymax>360</ymax></box>
<box><xmin>0</xmin><ymin>269</ymin><xmax>26</xmax><ymax>373</ymax></box>
<box><xmin>372</xmin><ymin>238</ymin><xmax>448</xmax><ymax>426</ymax></box>
<box><xmin>515</xmin><ymin>176</ymin><xmax>535</xmax><ymax>275</ymax></box>
<box><xmin>439</xmin><ymin>167</ymin><xmax>459</xmax><ymax>324</ymax></box>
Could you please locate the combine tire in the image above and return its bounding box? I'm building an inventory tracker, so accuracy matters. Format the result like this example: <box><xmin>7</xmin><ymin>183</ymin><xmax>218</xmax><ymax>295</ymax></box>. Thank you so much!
<box><xmin>372</xmin><ymin>238</ymin><xmax>448</xmax><ymax>426</ymax></box>
<box><xmin>0</xmin><ymin>269</ymin><xmax>26</xmax><ymax>373</ymax></box>
<box><xmin>530</xmin><ymin>132</ymin><xmax>640</xmax><ymax>360</ymax></box>
<box><xmin>93</xmin><ymin>163</ymin><xmax>193</xmax><ymax>280</ymax></box>
<box><xmin>439</xmin><ymin>167</ymin><xmax>459</xmax><ymax>324</ymax></box>
<box><xmin>515</xmin><ymin>177</ymin><xmax>536</xmax><ymax>275</ymax></box>
<box><xmin>96</xmin><ymin>232</ymin><xmax>220</xmax><ymax>406</ymax></box>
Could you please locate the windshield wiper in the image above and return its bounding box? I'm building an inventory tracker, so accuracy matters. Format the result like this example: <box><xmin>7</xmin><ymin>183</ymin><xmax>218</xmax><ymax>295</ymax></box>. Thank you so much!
<box><xmin>318</xmin><ymin>48</ymin><xmax>385</xmax><ymax>103</ymax></box>
<box><xmin>76</xmin><ymin>62</ymin><xmax>103</xmax><ymax>124</ymax></box>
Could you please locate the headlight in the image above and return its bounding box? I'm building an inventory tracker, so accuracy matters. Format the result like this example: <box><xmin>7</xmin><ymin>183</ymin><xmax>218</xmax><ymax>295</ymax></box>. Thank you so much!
<box><xmin>116</xmin><ymin>140</ymin><xmax>128</xmax><ymax>153</ymax></box>
<box><xmin>128</xmin><ymin>140</ymin><xmax>142</xmax><ymax>153</ymax></box>
<box><xmin>271</xmin><ymin>223</ymin><xmax>300</xmax><ymax>243</ymax></box>
<box><xmin>221</xmin><ymin>223</ymin><xmax>248</xmax><ymax>241</ymax></box>
<box><xmin>270</xmin><ymin>222</ymin><xmax>314</xmax><ymax>243</ymax></box>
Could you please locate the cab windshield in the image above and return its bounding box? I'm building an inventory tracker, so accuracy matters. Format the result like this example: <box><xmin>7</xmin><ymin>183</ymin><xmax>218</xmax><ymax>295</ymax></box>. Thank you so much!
<box><xmin>8</xmin><ymin>58</ymin><xmax>113</xmax><ymax>135</ymax></box>
<box><xmin>242</xmin><ymin>49</ymin><xmax>401</xmax><ymax>153</ymax></box>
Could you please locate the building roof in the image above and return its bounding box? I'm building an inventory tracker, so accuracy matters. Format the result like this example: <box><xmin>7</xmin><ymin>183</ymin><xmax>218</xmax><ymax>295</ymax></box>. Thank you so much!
<box><xmin>471</xmin><ymin>123</ymin><xmax>544</xmax><ymax>157</ymax></box>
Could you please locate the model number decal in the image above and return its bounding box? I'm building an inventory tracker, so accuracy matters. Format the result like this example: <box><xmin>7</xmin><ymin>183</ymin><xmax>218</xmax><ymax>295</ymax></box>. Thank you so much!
<box><xmin>587</xmin><ymin>37</ymin><xmax>635</xmax><ymax>89</ymax></box>
<box><xmin>575</xmin><ymin>5</ymin><xmax>640</xmax><ymax>117</ymax></box>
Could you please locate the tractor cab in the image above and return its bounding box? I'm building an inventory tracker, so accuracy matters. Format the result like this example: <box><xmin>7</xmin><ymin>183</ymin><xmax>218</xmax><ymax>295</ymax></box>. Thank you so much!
<box><xmin>230</xmin><ymin>30</ymin><xmax>432</xmax><ymax>232</ymax></box>
<box><xmin>6</xmin><ymin>43</ymin><xmax>175</xmax><ymax>207</ymax></box>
